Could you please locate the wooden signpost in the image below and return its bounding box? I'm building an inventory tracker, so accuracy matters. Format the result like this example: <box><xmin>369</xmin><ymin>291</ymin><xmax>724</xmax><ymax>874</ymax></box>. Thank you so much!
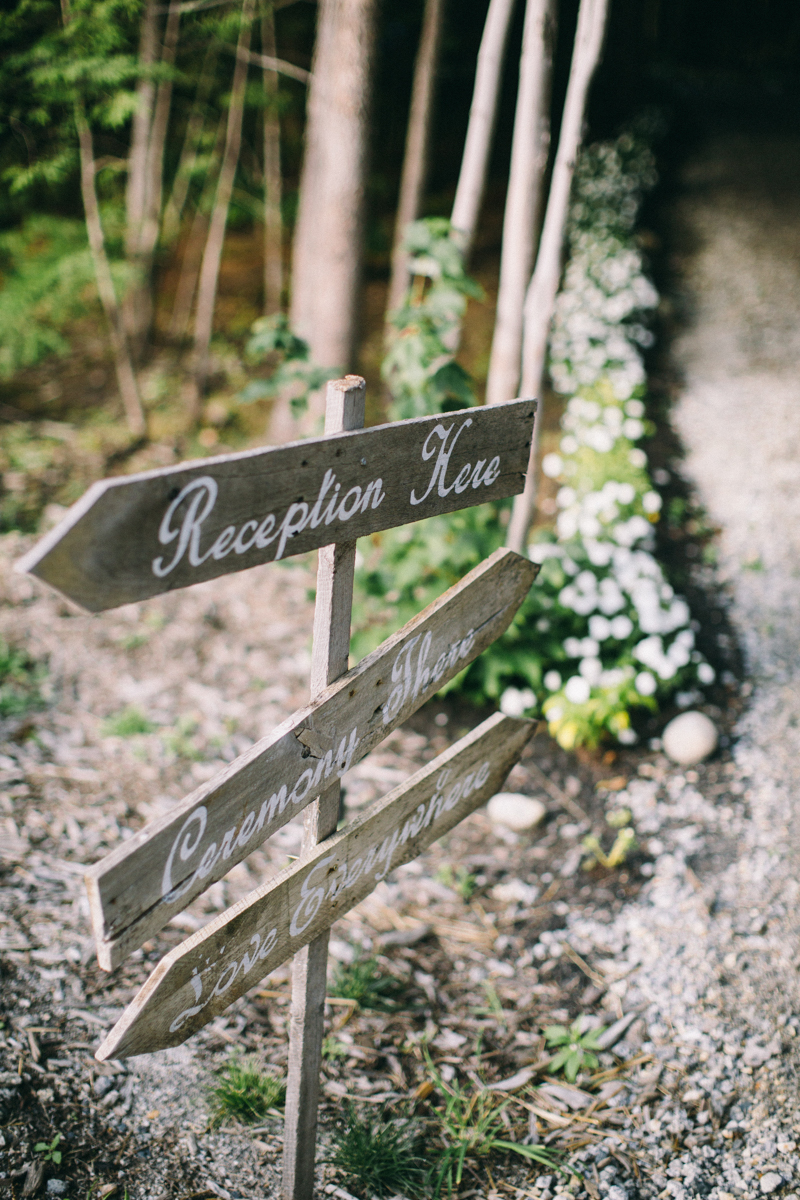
<box><xmin>16</xmin><ymin>378</ymin><xmax>539</xmax><ymax>1200</ymax></box>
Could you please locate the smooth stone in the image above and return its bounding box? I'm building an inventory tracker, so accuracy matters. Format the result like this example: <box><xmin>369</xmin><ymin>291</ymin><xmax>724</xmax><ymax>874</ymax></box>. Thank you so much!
<box><xmin>487</xmin><ymin>792</ymin><xmax>546</xmax><ymax>832</ymax></box>
<box><xmin>662</xmin><ymin>711</ymin><xmax>718</xmax><ymax>765</ymax></box>
<box><xmin>760</xmin><ymin>1174</ymin><xmax>783</xmax><ymax>1195</ymax></box>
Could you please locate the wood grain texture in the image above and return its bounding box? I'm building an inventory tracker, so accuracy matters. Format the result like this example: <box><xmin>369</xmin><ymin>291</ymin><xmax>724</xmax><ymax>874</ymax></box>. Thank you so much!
<box><xmin>15</xmin><ymin>400</ymin><xmax>535</xmax><ymax>612</ymax></box>
<box><xmin>94</xmin><ymin>712</ymin><xmax>535</xmax><ymax>1061</ymax></box>
<box><xmin>283</xmin><ymin>375</ymin><xmax>363</xmax><ymax>1200</ymax></box>
<box><xmin>85</xmin><ymin>547</ymin><xmax>538</xmax><ymax>969</ymax></box>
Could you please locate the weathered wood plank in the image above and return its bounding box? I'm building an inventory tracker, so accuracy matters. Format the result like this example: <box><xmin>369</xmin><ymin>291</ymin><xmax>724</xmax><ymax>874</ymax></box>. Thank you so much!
<box><xmin>95</xmin><ymin>712</ymin><xmax>535</xmax><ymax>1061</ymax></box>
<box><xmin>16</xmin><ymin>399</ymin><xmax>536</xmax><ymax>612</ymax></box>
<box><xmin>85</xmin><ymin>546</ymin><xmax>537</xmax><ymax>969</ymax></box>
<box><xmin>283</xmin><ymin>375</ymin><xmax>363</xmax><ymax>1200</ymax></box>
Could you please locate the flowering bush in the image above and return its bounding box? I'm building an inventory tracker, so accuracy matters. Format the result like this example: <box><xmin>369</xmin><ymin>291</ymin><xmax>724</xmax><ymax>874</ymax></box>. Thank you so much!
<box><xmin>355</xmin><ymin>123</ymin><xmax>713</xmax><ymax>750</ymax></box>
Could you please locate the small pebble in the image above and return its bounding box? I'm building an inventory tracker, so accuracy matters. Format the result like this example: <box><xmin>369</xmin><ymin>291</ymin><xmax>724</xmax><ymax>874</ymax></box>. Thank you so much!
<box><xmin>662</xmin><ymin>711</ymin><xmax>718</xmax><ymax>764</ymax></box>
<box><xmin>486</xmin><ymin>792</ymin><xmax>546</xmax><ymax>832</ymax></box>
<box><xmin>760</xmin><ymin>1173</ymin><xmax>783</xmax><ymax>1195</ymax></box>
<box><xmin>46</xmin><ymin>1182</ymin><xmax>68</xmax><ymax>1197</ymax></box>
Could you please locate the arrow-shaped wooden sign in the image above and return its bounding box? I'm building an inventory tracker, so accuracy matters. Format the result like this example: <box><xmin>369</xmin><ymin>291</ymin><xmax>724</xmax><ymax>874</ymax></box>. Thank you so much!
<box><xmin>85</xmin><ymin>548</ymin><xmax>537</xmax><ymax>970</ymax></box>
<box><xmin>95</xmin><ymin>711</ymin><xmax>534</xmax><ymax>1061</ymax></box>
<box><xmin>15</xmin><ymin>400</ymin><xmax>535</xmax><ymax>612</ymax></box>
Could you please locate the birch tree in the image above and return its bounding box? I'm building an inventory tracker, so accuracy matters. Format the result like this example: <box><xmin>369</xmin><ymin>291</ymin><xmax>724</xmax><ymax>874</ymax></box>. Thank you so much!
<box><xmin>485</xmin><ymin>0</ymin><xmax>555</xmax><ymax>408</ymax></box>
<box><xmin>386</xmin><ymin>0</ymin><xmax>445</xmax><ymax>318</ymax></box>
<box><xmin>191</xmin><ymin>0</ymin><xmax>255</xmax><ymax>401</ymax></box>
<box><xmin>450</xmin><ymin>0</ymin><xmax>517</xmax><ymax>260</ymax></box>
<box><xmin>124</xmin><ymin>0</ymin><xmax>181</xmax><ymax>355</ymax></box>
<box><xmin>505</xmin><ymin>0</ymin><xmax>610</xmax><ymax>554</ymax></box>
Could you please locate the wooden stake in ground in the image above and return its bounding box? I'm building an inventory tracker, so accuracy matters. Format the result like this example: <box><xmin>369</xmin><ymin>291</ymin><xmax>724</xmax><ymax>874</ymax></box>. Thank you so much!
<box><xmin>282</xmin><ymin>374</ymin><xmax>365</xmax><ymax>1200</ymax></box>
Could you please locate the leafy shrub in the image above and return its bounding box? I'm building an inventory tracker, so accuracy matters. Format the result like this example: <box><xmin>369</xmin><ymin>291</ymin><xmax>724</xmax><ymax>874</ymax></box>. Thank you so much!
<box><xmin>0</xmin><ymin>216</ymin><xmax>96</xmax><ymax>377</ymax></box>
<box><xmin>357</xmin><ymin>121</ymin><xmax>713</xmax><ymax>749</ymax></box>
<box><xmin>383</xmin><ymin>217</ymin><xmax>480</xmax><ymax>419</ymax></box>
<box><xmin>239</xmin><ymin>313</ymin><xmax>337</xmax><ymax>417</ymax></box>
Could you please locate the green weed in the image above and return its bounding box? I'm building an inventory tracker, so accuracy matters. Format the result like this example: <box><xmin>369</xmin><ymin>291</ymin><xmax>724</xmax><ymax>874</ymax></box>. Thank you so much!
<box><xmin>329</xmin><ymin>952</ymin><xmax>405</xmax><ymax>1012</ymax></box>
<box><xmin>544</xmin><ymin>1017</ymin><xmax>605</xmax><ymax>1082</ymax></box>
<box><xmin>34</xmin><ymin>1133</ymin><xmax>62</xmax><ymax>1164</ymax></box>
<box><xmin>423</xmin><ymin>1056</ymin><xmax>562</xmax><ymax>1197</ymax></box>
<box><xmin>332</xmin><ymin>1106</ymin><xmax>427</xmax><ymax>1199</ymax></box>
<box><xmin>0</xmin><ymin>638</ymin><xmax>45</xmax><ymax>718</ymax></box>
<box><xmin>162</xmin><ymin>714</ymin><xmax>202</xmax><ymax>759</ymax></box>
<box><xmin>322</xmin><ymin>1035</ymin><xmax>349</xmax><ymax>1060</ymax></box>
<box><xmin>436</xmin><ymin>863</ymin><xmax>478</xmax><ymax>901</ymax></box>
<box><xmin>103</xmin><ymin>706</ymin><xmax>154</xmax><ymax>737</ymax></box>
<box><xmin>209</xmin><ymin>1057</ymin><xmax>285</xmax><ymax>1126</ymax></box>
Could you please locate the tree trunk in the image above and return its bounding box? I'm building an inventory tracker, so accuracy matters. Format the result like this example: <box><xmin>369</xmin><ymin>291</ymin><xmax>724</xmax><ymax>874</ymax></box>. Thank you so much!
<box><xmin>385</xmin><ymin>0</ymin><xmax>445</xmax><ymax>318</ymax></box>
<box><xmin>167</xmin><ymin>114</ymin><xmax>227</xmax><ymax>343</ymax></box>
<box><xmin>191</xmin><ymin>0</ymin><xmax>255</xmax><ymax>401</ymax></box>
<box><xmin>123</xmin><ymin>0</ymin><xmax>158</xmax><ymax>356</ymax></box>
<box><xmin>124</xmin><ymin>0</ymin><xmax>181</xmax><ymax>355</ymax></box>
<box><xmin>75</xmin><ymin>100</ymin><xmax>146</xmax><ymax>437</ymax></box>
<box><xmin>289</xmin><ymin>0</ymin><xmax>377</xmax><ymax>418</ymax></box>
<box><xmin>485</xmin><ymin>0</ymin><xmax>555</xmax><ymax>408</ymax></box>
<box><xmin>262</xmin><ymin>4</ymin><xmax>283</xmax><ymax>314</ymax></box>
<box><xmin>450</xmin><ymin>0</ymin><xmax>517</xmax><ymax>259</ymax></box>
<box><xmin>161</xmin><ymin>44</ymin><xmax>219</xmax><ymax>245</ymax></box>
<box><xmin>506</xmin><ymin>0</ymin><xmax>610</xmax><ymax>555</ymax></box>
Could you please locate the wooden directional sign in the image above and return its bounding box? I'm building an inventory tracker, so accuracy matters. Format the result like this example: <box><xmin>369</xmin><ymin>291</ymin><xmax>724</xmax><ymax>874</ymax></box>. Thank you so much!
<box><xmin>85</xmin><ymin>548</ymin><xmax>538</xmax><ymax>970</ymax></box>
<box><xmin>15</xmin><ymin>400</ymin><xmax>535</xmax><ymax>612</ymax></box>
<box><xmin>95</xmin><ymin>712</ymin><xmax>534</xmax><ymax>1061</ymax></box>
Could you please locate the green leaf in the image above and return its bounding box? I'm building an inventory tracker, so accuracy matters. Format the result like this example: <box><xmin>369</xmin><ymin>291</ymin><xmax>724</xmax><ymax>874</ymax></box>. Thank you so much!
<box><xmin>543</xmin><ymin>1025</ymin><xmax>570</xmax><ymax>1046</ymax></box>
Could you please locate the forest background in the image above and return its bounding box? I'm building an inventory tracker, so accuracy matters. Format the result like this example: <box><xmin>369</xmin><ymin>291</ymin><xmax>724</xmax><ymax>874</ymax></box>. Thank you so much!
<box><xmin>0</xmin><ymin>0</ymin><xmax>795</xmax><ymax>746</ymax></box>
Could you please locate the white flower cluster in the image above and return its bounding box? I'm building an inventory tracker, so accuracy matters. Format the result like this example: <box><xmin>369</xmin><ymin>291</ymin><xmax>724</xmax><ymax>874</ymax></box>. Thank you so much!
<box><xmin>528</xmin><ymin>129</ymin><xmax>714</xmax><ymax>744</ymax></box>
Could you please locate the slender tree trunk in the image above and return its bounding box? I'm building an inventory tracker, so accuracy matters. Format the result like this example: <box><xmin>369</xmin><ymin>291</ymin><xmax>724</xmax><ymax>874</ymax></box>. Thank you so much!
<box><xmin>168</xmin><ymin>115</ymin><xmax>227</xmax><ymax>342</ymax></box>
<box><xmin>506</xmin><ymin>0</ymin><xmax>610</xmax><ymax>554</ymax></box>
<box><xmin>385</xmin><ymin>0</ymin><xmax>445</xmax><ymax>318</ymax></box>
<box><xmin>123</xmin><ymin>0</ymin><xmax>159</xmax><ymax>356</ymax></box>
<box><xmin>289</xmin><ymin>0</ymin><xmax>377</xmax><ymax>415</ymax></box>
<box><xmin>450</xmin><ymin>0</ymin><xmax>517</xmax><ymax>259</ymax></box>
<box><xmin>262</xmin><ymin>4</ymin><xmax>283</xmax><ymax>313</ymax></box>
<box><xmin>162</xmin><ymin>45</ymin><xmax>219</xmax><ymax>244</ymax></box>
<box><xmin>75</xmin><ymin>101</ymin><xmax>146</xmax><ymax>437</ymax></box>
<box><xmin>485</xmin><ymin>0</ymin><xmax>555</xmax><ymax>407</ymax></box>
<box><xmin>191</xmin><ymin>0</ymin><xmax>255</xmax><ymax>401</ymax></box>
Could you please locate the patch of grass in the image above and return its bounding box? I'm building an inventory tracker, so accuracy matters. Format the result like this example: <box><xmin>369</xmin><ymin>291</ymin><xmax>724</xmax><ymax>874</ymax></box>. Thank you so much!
<box><xmin>209</xmin><ymin>1057</ymin><xmax>285</xmax><ymax>1126</ymax></box>
<box><xmin>0</xmin><ymin>637</ymin><xmax>45</xmax><ymax>718</ymax></box>
<box><xmin>102</xmin><ymin>706</ymin><xmax>154</xmax><ymax>737</ymax></box>
<box><xmin>329</xmin><ymin>952</ymin><xmax>406</xmax><ymax>1011</ymax></box>
<box><xmin>424</xmin><ymin>1055</ymin><xmax>563</xmax><ymax>1197</ymax></box>
<box><xmin>332</xmin><ymin>1106</ymin><xmax>427</xmax><ymax>1199</ymax></box>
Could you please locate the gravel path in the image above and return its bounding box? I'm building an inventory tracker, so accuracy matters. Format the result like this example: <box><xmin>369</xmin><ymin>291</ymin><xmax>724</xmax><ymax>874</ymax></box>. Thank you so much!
<box><xmin>558</xmin><ymin>133</ymin><xmax>800</xmax><ymax>1198</ymax></box>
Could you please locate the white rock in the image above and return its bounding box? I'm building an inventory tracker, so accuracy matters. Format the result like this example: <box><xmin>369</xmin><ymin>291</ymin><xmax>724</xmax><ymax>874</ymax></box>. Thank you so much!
<box><xmin>487</xmin><ymin>792</ymin><xmax>546</xmax><ymax>832</ymax></box>
<box><xmin>760</xmin><ymin>1173</ymin><xmax>783</xmax><ymax>1195</ymax></box>
<box><xmin>662</xmin><ymin>711</ymin><xmax>718</xmax><ymax>765</ymax></box>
